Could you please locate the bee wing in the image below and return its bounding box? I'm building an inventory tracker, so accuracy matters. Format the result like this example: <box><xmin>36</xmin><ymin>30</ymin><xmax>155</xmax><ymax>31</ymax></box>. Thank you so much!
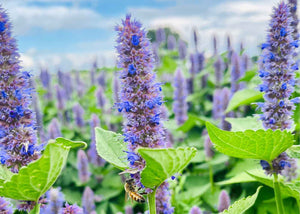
<box><xmin>119</xmin><ymin>168</ymin><xmax>140</xmax><ymax>175</ymax></box>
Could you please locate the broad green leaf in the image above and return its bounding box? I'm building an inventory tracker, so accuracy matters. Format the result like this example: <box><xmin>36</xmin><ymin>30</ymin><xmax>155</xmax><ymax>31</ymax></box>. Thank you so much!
<box><xmin>0</xmin><ymin>139</ymin><xmax>86</xmax><ymax>201</ymax></box>
<box><xmin>0</xmin><ymin>165</ymin><xmax>13</xmax><ymax>181</ymax></box>
<box><xmin>95</xmin><ymin>127</ymin><xmax>128</xmax><ymax>170</ymax></box>
<box><xmin>55</xmin><ymin>137</ymin><xmax>87</xmax><ymax>149</ymax></box>
<box><xmin>238</xmin><ymin>69</ymin><xmax>257</xmax><ymax>82</ymax></box>
<box><xmin>225</xmin><ymin>89</ymin><xmax>263</xmax><ymax>113</ymax></box>
<box><xmin>216</xmin><ymin>172</ymin><xmax>256</xmax><ymax>186</ymax></box>
<box><xmin>222</xmin><ymin>186</ymin><xmax>262</xmax><ymax>214</ymax></box>
<box><xmin>177</xmin><ymin>114</ymin><xmax>215</xmax><ymax>133</ymax></box>
<box><xmin>225</xmin><ymin>117</ymin><xmax>263</xmax><ymax>131</ymax></box>
<box><xmin>286</xmin><ymin>145</ymin><xmax>300</xmax><ymax>158</ymax></box>
<box><xmin>138</xmin><ymin>147</ymin><xmax>197</xmax><ymax>189</ymax></box>
<box><xmin>247</xmin><ymin>170</ymin><xmax>300</xmax><ymax>201</ymax></box>
<box><xmin>206</xmin><ymin>122</ymin><xmax>294</xmax><ymax>162</ymax></box>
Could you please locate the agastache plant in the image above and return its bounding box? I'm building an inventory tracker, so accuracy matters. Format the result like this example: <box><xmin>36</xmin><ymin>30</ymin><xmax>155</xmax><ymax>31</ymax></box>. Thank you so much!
<box><xmin>167</xmin><ymin>35</ymin><xmax>176</xmax><ymax>50</ymax></box>
<box><xmin>63</xmin><ymin>203</ymin><xmax>84</xmax><ymax>214</ymax></box>
<box><xmin>218</xmin><ymin>190</ymin><xmax>230</xmax><ymax>212</ymax></box>
<box><xmin>77</xmin><ymin>150</ymin><xmax>91</xmax><ymax>183</ymax></box>
<box><xmin>178</xmin><ymin>39</ymin><xmax>187</xmax><ymax>60</ymax></box>
<box><xmin>288</xmin><ymin>0</ymin><xmax>298</xmax><ymax>40</ymax></box>
<box><xmin>0</xmin><ymin>5</ymin><xmax>41</xmax><ymax>173</ymax></box>
<box><xmin>82</xmin><ymin>187</ymin><xmax>96</xmax><ymax>214</ymax></box>
<box><xmin>189</xmin><ymin>206</ymin><xmax>202</xmax><ymax>214</ymax></box>
<box><xmin>115</xmin><ymin>14</ymin><xmax>173</xmax><ymax>213</ymax></box>
<box><xmin>173</xmin><ymin>69</ymin><xmax>188</xmax><ymax>125</ymax></box>
<box><xmin>0</xmin><ymin>197</ymin><xmax>12</xmax><ymax>214</ymax></box>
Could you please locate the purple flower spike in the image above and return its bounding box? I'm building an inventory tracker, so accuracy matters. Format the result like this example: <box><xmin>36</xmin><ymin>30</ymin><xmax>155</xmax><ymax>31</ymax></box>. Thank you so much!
<box><xmin>213</xmin><ymin>35</ymin><xmax>218</xmax><ymax>56</ymax></box>
<box><xmin>40</xmin><ymin>69</ymin><xmax>52</xmax><ymax>100</ymax></box>
<box><xmin>214</xmin><ymin>57</ymin><xmax>224</xmax><ymax>88</ymax></box>
<box><xmin>156</xmin><ymin>28</ymin><xmax>165</xmax><ymax>44</ymax></box>
<box><xmin>113</xmin><ymin>76</ymin><xmax>120</xmax><ymax>103</ymax></box>
<box><xmin>77</xmin><ymin>150</ymin><xmax>91</xmax><ymax>183</ymax></box>
<box><xmin>289</xmin><ymin>0</ymin><xmax>298</xmax><ymax>40</ymax></box>
<box><xmin>73</xmin><ymin>104</ymin><xmax>85</xmax><ymax>128</ymax></box>
<box><xmin>230</xmin><ymin>52</ymin><xmax>242</xmax><ymax>95</ymax></box>
<box><xmin>115</xmin><ymin>14</ymin><xmax>173</xmax><ymax>213</ymax></box>
<box><xmin>125</xmin><ymin>206</ymin><xmax>133</xmax><ymax>214</ymax></box>
<box><xmin>178</xmin><ymin>39</ymin><xmax>187</xmax><ymax>60</ymax></box>
<box><xmin>167</xmin><ymin>35</ymin><xmax>176</xmax><ymax>50</ymax></box>
<box><xmin>173</xmin><ymin>69</ymin><xmax>188</xmax><ymax>125</ymax></box>
<box><xmin>218</xmin><ymin>190</ymin><xmax>231</xmax><ymax>212</ymax></box>
<box><xmin>258</xmin><ymin>2</ymin><xmax>298</xmax><ymax>131</ymax></box>
<box><xmin>91</xmin><ymin>60</ymin><xmax>97</xmax><ymax>86</ymax></box>
<box><xmin>87</xmin><ymin>114</ymin><xmax>105</xmax><ymax>166</ymax></box>
<box><xmin>204</xmin><ymin>136</ymin><xmax>214</xmax><ymax>159</ymax></box>
<box><xmin>0</xmin><ymin>6</ymin><xmax>40</xmax><ymax>172</ymax></box>
<box><xmin>55</xmin><ymin>85</ymin><xmax>66</xmax><ymax>111</ymax></box>
<box><xmin>212</xmin><ymin>88</ymin><xmax>231</xmax><ymax>130</ymax></box>
<box><xmin>189</xmin><ymin>206</ymin><xmax>202</xmax><ymax>214</ymax></box>
<box><xmin>0</xmin><ymin>197</ymin><xmax>13</xmax><ymax>214</ymax></box>
<box><xmin>96</xmin><ymin>87</ymin><xmax>106</xmax><ymax>109</ymax></box>
<box><xmin>41</xmin><ymin>187</ymin><xmax>64</xmax><ymax>214</ymax></box>
<box><xmin>82</xmin><ymin>187</ymin><xmax>96</xmax><ymax>214</ymax></box>
<box><xmin>193</xmin><ymin>29</ymin><xmax>198</xmax><ymax>52</ymax></box>
<box><xmin>48</xmin><ymin>118</ymin><xmax>62</xmax><ymax>139</ymax></box>
<box><xmin>63</xmin><ymin>203</ymin><xmax>84</xmax><ymax>214</ymax></box>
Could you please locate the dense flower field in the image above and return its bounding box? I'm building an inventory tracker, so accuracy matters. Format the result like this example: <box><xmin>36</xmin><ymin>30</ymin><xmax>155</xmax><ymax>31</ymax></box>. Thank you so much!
<box><xmin>0</xmin><ymin>0</ymin><xmax>299</xmax><ymax>214</ymax></box>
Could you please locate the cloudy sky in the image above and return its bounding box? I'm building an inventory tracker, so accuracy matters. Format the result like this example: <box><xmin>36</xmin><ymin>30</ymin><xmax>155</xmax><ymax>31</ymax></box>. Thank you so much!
<box><xmin>0</xmin><ymin>0</ymin><xmax>291</xmax><ymax>72</ymax></box>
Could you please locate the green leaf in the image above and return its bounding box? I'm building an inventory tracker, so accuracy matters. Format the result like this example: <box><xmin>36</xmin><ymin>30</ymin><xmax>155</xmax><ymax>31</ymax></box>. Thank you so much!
<box><xmin>225</xmin><ymin>117</ymin><xmax>263</xmax><ymax>131</ymax></box>
<box><xmin>177</xmin><ymin>114</ymin><xmax>215</xmax><ymax>133</ymax></box>
<box><xmin>95</xmin><ymin>127</ymin><xmax>128</xmax><ymax>170</ymax></box>
<box><xmin>206</xmin><ymin>122</ymin><xmax>294</xmax><ymax>162</ymax></box>
<box><xmin>221</xmin><ymin>186</ymin><xmax>262</xmax><ymax>214</ymax></box>
<box><xmin>0</xmin><ymin>165</ymin><xmax>13</xmax><ymax>181</ymax></box>
<box><xmin>225</xmin><ymin>89</ymin><xmax>263</xmax><ymax>113</ymax></box>
<box><xmin>238</xmin><ymin>69</ymin><xmax>257</xmax><ymax>82</ymax></box>
<box><xmin>0</xmin><ymin>139</ymin><xmax>86</xmax><ymax>201</ymax></box>
<box><xmin>216</xmin><ymin>172</ymin><xmax>256</xmax><ymax>186</ymax></box>
<box><xmin>138</xmin><ymin>147</ymin><xmax>197</xmax><ymax>189</ymax></box>
<box><xmin>55</xmin><ymin>137</ymin><xmax>87</xmax><ymax>149</ymax></box>
<box><xmin>286</xmin><ymin>145</ymin><xmax>300</xmax><ymax>159</ymax></box>
<box><xmin>247</xmin><ymin>170</ymin><xmax>300</xmax><ymax>201</ymax></box>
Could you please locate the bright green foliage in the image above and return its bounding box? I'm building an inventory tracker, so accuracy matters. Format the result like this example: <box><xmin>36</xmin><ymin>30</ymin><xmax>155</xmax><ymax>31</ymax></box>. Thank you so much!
<box><xmin>216</xmin><ymin>172</ymin><xmax>256</xmax><ymax>186</ymax></box>
<box><xmin>0</xmin><ymin>138</ymin><xmax>86</xmax><ymax>201</ymax></box>
<box><xmin>95</xmin><ymin>127</ymin><xmax>128</xmax><ymax>170</ymax></box>
<box><xmin>286</xmin><ymin>145</ymin><xmax>300</xmax><ymax>158</ymax></box>
<box><xmin>221</xmin><ymin>186</ymin><xmax>262</xmax><ymax>214</ymax></box>
<box><xmin>0</xmin><ymin>165</ymin><xmax>13</xmax><ymax>182</ymax></box>
<box><xmin>247</xmin><ymin>170</ymin><xmax>300</xmax><ymax>201</ymax></box>
<box><xmin>138</xmin><ymin>147</ymin><xmax>197</xmax><ymax>189</ymax></box>
<box><xmin>206</xmin><ymin>122</ymin><xmax>294</xmax><ymax>162</ymax></box>
<box><xmin>225</xmin><ymin>117</ymin><xmax>263</xmax><ymax>131</ymax></box>
<box><xmin>225</xmin><ymin>89</ymin><xmax>263</xmax><ymax>113</ymax></box>
<box><xmin>238</xmin><ymin>69</ymin><xmax>257</xmax><ymax>82</ymax></box>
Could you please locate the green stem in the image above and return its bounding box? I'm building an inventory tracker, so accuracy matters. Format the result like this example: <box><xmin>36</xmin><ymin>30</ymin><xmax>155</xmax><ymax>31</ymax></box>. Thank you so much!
<box><xmin>148</xmin><ymin>187</ymin><xmax>157</xmax><ymax>214</ymax></box>
<box><xmin>297</xmin><ymin>199</ymin><xmax>300</xmax><ymax>214</ymax></box>
<box><xmin>273</xmin><ymin>173</ymin><xmax>285</xmax><ymax>214</ymax></box>
<box><xmin>208</xmin><ymin>161</ymin><xmax>214</xmax><ymax>192</ymax></box>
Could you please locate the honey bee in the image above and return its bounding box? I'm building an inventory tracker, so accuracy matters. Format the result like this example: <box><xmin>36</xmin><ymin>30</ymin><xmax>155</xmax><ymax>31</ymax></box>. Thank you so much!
<box><xmin>124</xmin><ymin>178</ymin><xmax>146</xmax><ymax>203</ymax></box>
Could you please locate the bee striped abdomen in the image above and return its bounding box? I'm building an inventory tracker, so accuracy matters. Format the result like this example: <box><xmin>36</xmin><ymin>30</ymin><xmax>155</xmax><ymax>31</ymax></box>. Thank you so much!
<box><xmin>129</xmin><ymin>192</ymin><xmax>145</xmax><ymax>203</ymax></box>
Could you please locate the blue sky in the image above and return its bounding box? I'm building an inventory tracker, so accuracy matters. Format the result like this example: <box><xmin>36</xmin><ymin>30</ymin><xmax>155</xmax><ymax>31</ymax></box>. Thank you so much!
<box><xmin>1</xmin><ymin>0</ymin><xmax>288</xmax><ymax>72</ymax></box>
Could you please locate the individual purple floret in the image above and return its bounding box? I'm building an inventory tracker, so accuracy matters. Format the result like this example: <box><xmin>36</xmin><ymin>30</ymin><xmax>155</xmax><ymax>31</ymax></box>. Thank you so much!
<box><xmin>289</xmin><ymin>0</ymin><xmax>298</xmax><ymax>40</ymax></box>
<box><xmin>0</xmin><ymin>6</ymin><xmax>41</xmax><ymax>172</ymax></box>
<box><xmin>77</xmin><ymin>150</ymin><xmax>91</xmax><ymax>183</ymax></box>
<box><xmin>212</xmin><ymin>88</ymin><xmax>231</xmax><ymax>130</ymax></box>
<box><xmin>73</xmin><ymin>104</ymin><xmax>85</xmax><ymax>128</ymax></box>
<box><xmin>87</xmin><ymin>114</ymin><xmax>105</xmax><ymax>166</ymax></box>
<box><xmin>230</xmin><ymin>52</ymin><xmax>242</xmax><ymax>95</ymax></box>
<box><xmin>82</xmin><ymin>187</ymin><xmax>96</xmax><ymax>214</ymax></box>
<box><xmin>63</xmin><ymin>203</ymin><xmax>84</xmax><ymax>214</ymax></box>
<box><xmin>189</xmin><ymin>206</ymin><xmax>202</xmax><ymax>214</ymax></box>
<box><xmin>258</xmin><ymin>2</ymin><xmax>298</xmax><ymax>131</ymax></box>
<box><xmin>156</xmin><ymin>28</ymin><xmax>165</xmax><ymax>44</ymax></box>
<box><xmin>204</xmin><ymin>135</ymin><xmax>214</xmax><ymax>159</ymax></box>
<box><xmin>48</xmin><ymin>118</ymin><xmax>62</xmax><ymax>139</ymax></box>
<box><xmin>115</xmin><ymin>14</ymin><xmax>173</xmax><ymax>213</ymax></box>
<box><xmin>0</xmin><ymin>197</ymin><xmax>13</xmax><ymax>214</ymax></box>
<box><xmin>167</xmin><ymin>35</ymin><xmax>176</xmax><ymax>50</ymax></box>
<box><xmin>91</xmin><ymin>60</ymin><xmax>97</xmax><ymax>86</ymax></box>
<box><xmin>41</xmin><ymin>187</ymin><xmax>64</xmax><ymax>214</ymax></box>
<box><xmin>173</xmin><ymin>69</ymin><xmax>188</xmax><ymax>125</ymax></box>
<box><xmin>178</xmin><ymin>39</ymin><xmax>187</xmax><ymax>60</ymax></box>
<box><xmin>214</xmin><ymin>56</ymin><xmax>224</xmax><ymax>88</ymax></box>
<box><xmin>218</xmin><ymin>190</ymin><xmax>230</xmax><ymax>212</ymax></box>
<box><xmin>96</xmin><ymin>87</ymin><xmax>106</xmax><ymax>109</ymax></box>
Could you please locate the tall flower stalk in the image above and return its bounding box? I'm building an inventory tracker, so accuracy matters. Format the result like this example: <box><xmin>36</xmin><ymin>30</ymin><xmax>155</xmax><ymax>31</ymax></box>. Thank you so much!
<box><xmin>115</xmin><ymin>14</ymin><xmax>173</xmax><ymax>213</ymax></box>
<box><xmin>0</xmin><ymin>5</ymin><xmax>41</xmax><ymax>173</ymax></box>
<box><xmin>258</xmin><ymin>2</ymin><xmax>299</xmax><ymax>213</ymax></box>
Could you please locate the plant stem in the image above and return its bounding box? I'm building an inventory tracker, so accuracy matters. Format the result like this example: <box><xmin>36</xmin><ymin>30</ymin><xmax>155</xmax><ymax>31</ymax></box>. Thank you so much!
<box><xmin>208</xmin><ymin>161</ymin><xmax>214</xmax><ymax>192</ymax></box>
<box><xmin>273</xmin><ymin>173</ymin><xmax>285</xmax><ymax>214</ymax></box>
<box><xmin>148</xmin><ymin>187</ymin><xmax>157</xmax><ymax>214</ymax></box>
